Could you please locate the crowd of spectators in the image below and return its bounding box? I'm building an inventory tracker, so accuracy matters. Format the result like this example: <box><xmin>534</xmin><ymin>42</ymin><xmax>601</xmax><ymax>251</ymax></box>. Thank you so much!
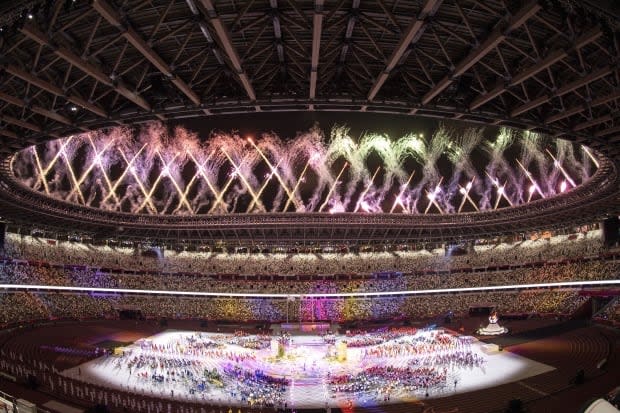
<box><xmin>0</xmin><ymin>289</ymin><xmax>592</xmax><ymax>326</ymax></box>
<box><xmin>0</xmin><ymin>228</ymin><xmax>617</xmax><ymax>327</ymax></box>
<box><xmin>2</xmin><ymin>230</ymin><xmax>607</xmax><ymax>275</ymax></box>
<box><xmin>0</xmin><ymin>259</ymin><xmax>618</xmax><ymax>294</ymax></box>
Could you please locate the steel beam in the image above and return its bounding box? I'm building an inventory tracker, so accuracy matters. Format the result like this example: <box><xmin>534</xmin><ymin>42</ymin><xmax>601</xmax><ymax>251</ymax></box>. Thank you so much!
<box><xmin>509</xmin><ymin>49</ymin><xmax>566</xmax><ymax>86</ymax></box>
<box><xmin>367</xmin><ymin>0</ymin><xmax>442</xmax><ymax>102</ymax></box>
<box><xmin>422</xmin><ymin>0</ymin><xmax>541</xmax><ymax>105</ymax></box>
<box><xmin>595</xmin><ymin>125</ymin><xmax>620</xmax><ymax>137</ymax></box>
<box><xmin>0</xmin><ymin>114</ymin><xmax>41</xmax><ymax>133</ymax></box>
<box><xmin>0</xmin><ymin>129</ymin><xmax>18</xmax><ymax>140</ymax></box>
<box><xmin>470</xmin><ymin>28</ymin><xmax>602</xmax><ymax>111</ymax></box>
<box><xmin>197</xmin><ymin>0</ymin><xmax>257</xmax><ymax>103</ymax></box>
<box><xmin>0</xmin><ymin>91</ymin><xmax>72</xmax><ymax>125</ymax></box>
<box><xmin>335</xmin><ymin>0</ymin><xmax>360</xmax><ymax>81</ymax></box>
<box><xmin>545</xmin><ymin>89</ymin><xmax>620</xmax><ymax>124</ymax></box>
<box><xmin>309</xmin><ymin>0</ymin><xmax>324</xmax><ymax>102</ymax></box>
<box><xmin>511</xmin><ymin>66</ymin><xmax>613</xmax><ymax>117</ymax></box>
<box><xmin>269</xmin><ymin>0</ymin><xmax>285</xmax><ymax>70</ymax></box>
<box><xmin>92</xmin><ymin>0</ymin><xmax>201</xmax><ymax>106</ymax></box>
<box><xmin>573</xmin><ymin>114</ymin><xmax>613</xmax><ymax>132</ymax></box>
<box><xmin>21</xmin><ymin>23</ymin><xmax>152</xmax><ymax>112</ymax></box>
<box><xmin>469</xmin><ymin>81</ymin><xmax>505</xmax><ymax>110</ymax></box>
<box><xmin>185</xmin><ymin>1</ymin><xmax>225</xmax><ymax>115</ymax></box>
<box><xmin>555</xmin><ymin>66</ymin><xmax>612</xmax><ymax>96</ymax></box>
<box><xmin>510</xmin><ymin>95</ymin><xmax>548</xmax><ymax>117</ymax></box>
<box><xmin>4</xmin><ymin>65</ymin><xmax>108</xmax><ymax>118</ymax></box>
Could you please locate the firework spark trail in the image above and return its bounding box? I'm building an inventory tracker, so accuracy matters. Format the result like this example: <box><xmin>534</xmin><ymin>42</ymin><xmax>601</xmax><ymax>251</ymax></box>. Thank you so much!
<box><xmin>153</xmin><ymin>151</ymin><xmax>194</xmax><ymax>214</ymax></box>
<box><xmin>41</xmin><ymin>135</ymin><xmax>75</xmax><ymax>177</ymax></box>
<box><xmin>556</xmin><ymin>139</ymin><xmax>584</xmax><ymax>185</ymax></box>
<box><xmin>283</xmin><ymin>127</ymin><xmax>327</xmax><ymax>211</ymax></box>
<box><xmin>87</xmin><ymin>135</ymin><xmax>121</xmax><ymax>205</ymax></box>
<box><xmin>405</xmin><ymin>126</ymin><xmax>449</xmax><ymax>213</ymax></box>
<box><xmin>354</xmin><ymin>166</ymin><xmax>381</xmax><ymax>212</ymax></box>
<box><xmin>515</xmin><ymin>159</ymin><xmax>544</xmax><ymax>200</ymax></box>
<box><xmin>457</xmin><ymin>178</ymin><xmax>479</xmax><ymax>213</ymax></box>
<box><xmin>327</xmin><ymin>128</ymin><xmax>363</xmax><ymax>211</ymax></box>
<box><xmin>101</xmin><ymin>144</ymin><xmax>148</xmax><ymax>205</ymax></box>
<box><xmin>546</xmin><ymin>148</ymin><xmax>576</xmax><ymax>188</ymax></box>
<box><xmin>11</xmin><ymin>122</ymin><xmax>594</xmax><ymax>216</ymax></box>
<box><xmin>389</xmin><ymin>171</ymin><xmax>415</xmax><ymax>213</ymax></box>
<box><xmin>520</xmin><ymin>131</ymin><xmax>550</xmax><ymax>197</ymax></box>
<box><xmin>66</xmin><ymin>139</ymin><xmax>116</xmax><ymax>200</ymax></box>
<box><xmin>306</xmin><ymin>140</ymin><xmax>336</xmax><ymax>212</ymax></box>
<box><xmin>482</xmin><ymin>127</ymin><xmax>517</xmax><ymax>210</ymax></box>
<box><xmin>137</xmin><ymin>152</ymin><xmax>181</xmax><ymax>213</ymax></box>
<box><xmin>32</xmin><ymin>147</ymin><xmax>50</xmax><ymax>195</ymax></box>
<box><xmin>582</xmin><ymin>145</ymin><xmax>599</xmax><ymax>169</ymax></box>
<box><xmin>209</xmin><ymin>173</ymin><xmax>237</xmax><ymax>214</ymax></box>
<box><xmin>424</xmin><ymin>177</ymin><xmax>444</xmax><ymax>214</ymax></box>
<box><xmin>485</xmin><ymin>171</ymin><xmax>514</xmax><ymax>209</ymax></box>
<box><xmin>185</xmin><ymin>151</ymin><xmax>222</xmax><ymax>212</ymax></box>
<box><xmin>284</xmin><ymin>155</ymin><xmax>313</xmax><ymax>212</ymax></box>
<box><xmin>359</xmin><ymin>133</ymin><xmax>405</xmax><ymax>210</ymax></box>
<box><xmin>248</xmin><ymin>137</ymin><xmax>299</xmax><ymax>211</ymax></box>
<box><xmin>248</xmin><ymin>159</ymin><xmax>283</xmax><ymax>212</ymax></box>
<box><xmin>319</xmin><ymin>162</ymin><xmax>348</xmax><ymax>212</ymax></box>
<box><xmin>254</xmin><ymin>133</ymin><xmax>293</xmax><ymax>211</ymax></box>
<box><xmin>221</xmin><ymin>147</ymin><xmax>266</xmax><ymax>212</ymax></box>
<box><xmin>118</xmin><ymin>149</ymin><xmax>158</xmax><ymax>213</ymax></box>
<box><xmin>30</xmin><ymin>135</ymin><xmax>77</xmax><ymax>195</ymax></box>
<box><xmin>60</xmin><ymin>148</ymin><xmax>87</xmax><ymax>205</ymax></box>
<box><xmin>446</xmin><ymin>127</ymin><xmax>482</xmax><ymax>212</ymax></box>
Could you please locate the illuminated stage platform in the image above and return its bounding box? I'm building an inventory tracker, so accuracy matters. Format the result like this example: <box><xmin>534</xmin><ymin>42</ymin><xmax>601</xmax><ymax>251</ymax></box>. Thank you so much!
<box><xmin>63</xmin><ymin>328</ymin><xmax>554</xmax><ymax>409</ymax></box>
<box><xmin>272</xmin><ymin>322</ymin><xmax>337</xmax><ymax>335</ymax></box>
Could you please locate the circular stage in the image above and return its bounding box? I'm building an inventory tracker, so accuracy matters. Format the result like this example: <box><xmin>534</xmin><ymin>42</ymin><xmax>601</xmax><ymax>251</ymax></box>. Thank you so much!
<box><xmin>62</xmin><ymin>324</ymin><xmax>553</xmax><ymax>409</ymax></box>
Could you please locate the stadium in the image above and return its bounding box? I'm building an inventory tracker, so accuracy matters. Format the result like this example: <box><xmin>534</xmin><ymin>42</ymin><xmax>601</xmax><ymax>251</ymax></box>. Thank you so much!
<box><xmin>0</xmin><ymin>0</ymin><xmax>619</xmax><ymax>413</ymax></box>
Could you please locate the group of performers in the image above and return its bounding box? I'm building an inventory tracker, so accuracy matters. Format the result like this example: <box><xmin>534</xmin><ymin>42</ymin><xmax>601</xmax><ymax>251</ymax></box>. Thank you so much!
<box><xmin>81</xmin><ymin>326</ymin><xmax>487</xmax><ymax>408</ymax></box>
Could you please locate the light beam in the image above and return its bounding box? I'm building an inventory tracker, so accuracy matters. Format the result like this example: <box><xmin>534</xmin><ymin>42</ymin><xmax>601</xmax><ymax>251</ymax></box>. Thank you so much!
<box><xmin>247</xmin><ymin>159</ymin><xmax>283</xmax><ymax>212</ymax></box>
<box><xmin>102</xmin><ymin>145</ymin><xmax>148</xmax><ymax>206</ymax></box>
<box><xmin>248</xmin><ymin>138</ymin><xmax>300</xmax><ymax>210</ymax></box>
<box><xmin>283</xmin><ymin>155</ymin><xmax>314</xmax><ymax>212</ymax></box>
<box><xmin>516</xmin><ymin>159</ymin><xmax>544</xmax><ymax>199</ymax></box>
<box><xmin>354</xmin><ymin>166</ymin><xmax>380</xmax><ymax>212</ymax></box>
<box><xmin>546</xmin><ymin>148</ymin><xmax>576</xmax><ymax>188</ymax></box>
<box><xmin>221</xmin><ymin>147</ymin><xmax>265</xmax><ymax>212</ymax></box>
<box><xmin>389</xmin><ymin>170</ymin><xmax>415</xmax><ymax>213</ymax></box>
<box><xmin>318</xmin><ymin>162</ymin><xmax>348</xmax><ymax>212</ymax></box>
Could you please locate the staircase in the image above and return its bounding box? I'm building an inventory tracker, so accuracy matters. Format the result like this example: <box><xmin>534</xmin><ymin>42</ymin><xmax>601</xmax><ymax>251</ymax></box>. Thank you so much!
<box><xmin>570</xmin><ymin>297</ymin><xmax>593</xmax><ymax>320</ymax></box>
<box><xmin>593</xmin><ymin>296</ymin><xmax>618</xmax><ymax>318</ymax></box>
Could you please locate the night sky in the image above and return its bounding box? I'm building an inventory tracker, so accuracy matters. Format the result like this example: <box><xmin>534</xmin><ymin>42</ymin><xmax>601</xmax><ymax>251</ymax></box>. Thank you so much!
<box><xmin>173</xmin><ymin>112</ymin><xmax>451</xmax><ymax>142</ymax></box>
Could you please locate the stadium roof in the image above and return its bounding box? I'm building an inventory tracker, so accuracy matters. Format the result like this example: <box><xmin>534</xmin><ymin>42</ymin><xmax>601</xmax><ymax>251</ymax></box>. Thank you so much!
<box><xmin>0</xmin><ymin>0</ymin><xmax>619</xmax><ymax>242</ymax></box>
